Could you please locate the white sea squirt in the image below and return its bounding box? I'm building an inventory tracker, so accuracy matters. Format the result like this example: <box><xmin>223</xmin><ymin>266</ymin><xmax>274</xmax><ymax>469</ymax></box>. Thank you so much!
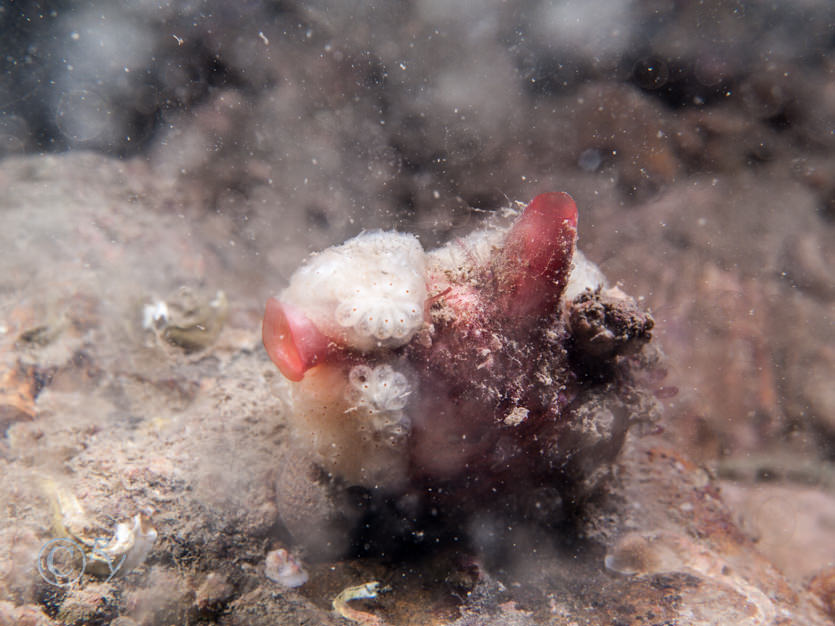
<box><xmin>280</xmin><ymin>231</ymin><xmax>427</xmax><ymax>352</ymax></box>
<box><xmin>346</xmin><ymin>364</ymin><xmax>413</xmax><ymax>440</ymax></box>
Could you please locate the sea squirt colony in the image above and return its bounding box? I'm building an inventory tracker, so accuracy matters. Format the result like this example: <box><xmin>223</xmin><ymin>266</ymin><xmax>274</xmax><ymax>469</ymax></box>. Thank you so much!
<box><xmin>263</xmin><ymin>192</ymin><xmax>656</xmax><ymax>555</ymax></box>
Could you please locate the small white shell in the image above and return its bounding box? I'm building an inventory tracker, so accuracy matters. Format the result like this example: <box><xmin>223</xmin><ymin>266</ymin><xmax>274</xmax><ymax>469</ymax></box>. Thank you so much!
<box><xmin>265</xmin><ymin>548</ymin><xmax>308</xmax><ymax>588</ymax></box>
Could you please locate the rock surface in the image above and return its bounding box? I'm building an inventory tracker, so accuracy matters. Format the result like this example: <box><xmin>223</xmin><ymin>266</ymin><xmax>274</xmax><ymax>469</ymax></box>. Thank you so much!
<box><xmin>0</xmin><ymin>152</ymin><xmax>829</xmax><ymax>624</ymax></box>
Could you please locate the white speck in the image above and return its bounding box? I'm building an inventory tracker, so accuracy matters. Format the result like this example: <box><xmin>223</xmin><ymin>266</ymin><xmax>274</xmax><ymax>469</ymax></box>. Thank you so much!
<box><xmin>70</xmin><ymin>31</ymin><xmax>80</xmax><ymax>41</ymax></box>
<box><xmin>142</xmin><ymin>301</ymin><xmax>169</xmax><ymax>329</ymax></box>
<box><xmin>258</xmin><ymin>31</ymin><xmax>269</xmax><ymax>45</ymax></box>
<box><xmin>399</xmin><ymin>62</ymin><xmax>407</xmax><ymax>70</ymax></box>
<box><xmin>172</xmin><ymin>34</ymin><xmax>184</xmax><ymax>46</ymax></box>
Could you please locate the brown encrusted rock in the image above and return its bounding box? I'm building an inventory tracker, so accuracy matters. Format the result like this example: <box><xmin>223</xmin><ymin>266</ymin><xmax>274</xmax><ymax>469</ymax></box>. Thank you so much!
<box><xmin>219</xmin><ymin>586</ymin><xmax>343</xmax><ymax>626</ymax></box>
<box><xmin>569</xmin><ymin>287</ymin><xmax>654</xmax><ymax>363</ymax></box>
<box><xmin>56</xmin><ymin>582</ymin><xmax>118</xmax><ymax>626</ymax></box>
<box><xmin>0</xmin><ymin>602</ymin><xmax>56</xmax><ymax>626</ymax></box>
<box><xmin>194</xmin><ymin>572</ymin><xmax>233</xmax><ymax>613</ymax></box>
<box><xmin>123</xmin><ymin>567</ymin><xmax>194</xmax><ymax>626</ymax></box>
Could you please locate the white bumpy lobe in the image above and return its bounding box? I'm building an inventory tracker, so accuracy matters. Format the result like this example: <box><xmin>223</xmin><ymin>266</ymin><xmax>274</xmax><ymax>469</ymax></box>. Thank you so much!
<box><xmin>281</xmin><ymin>231</ymin><xmax>427</xmax><ymax>352</ymax></box>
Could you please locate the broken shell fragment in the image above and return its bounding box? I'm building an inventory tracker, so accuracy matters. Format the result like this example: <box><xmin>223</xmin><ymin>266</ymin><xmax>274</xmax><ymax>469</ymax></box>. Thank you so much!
<box><xmin>143</xmin><ymin>287</ymin><xmax>228</xmax><ymax>352</ymax></box>
<box><xmin>332</xmin><ymin>581</ymin><xmax>386</xmax><ymax>626</ymax></box>
<box><xmin>43</xmin><ymin>478</ymin><xmax>99</xmax><ymax>541</ymax></box>
<box><xmin>86</xmin><ymin>512</ymin><xmax>158</xmax><ymax>579</ymax></box>
<box><xmin>0</xmin><ymin>362</ymin><xmax>39</xmax><ymax>430</ymax></box>
<box><xmin>42</xmin><ymin>480</ymin><xmax>157</xmax><ymax>581</ymax></box>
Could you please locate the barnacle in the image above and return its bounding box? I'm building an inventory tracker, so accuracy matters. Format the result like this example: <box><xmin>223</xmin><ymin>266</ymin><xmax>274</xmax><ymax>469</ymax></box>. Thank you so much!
<box><xmin>142</xmin><ymin>287</ymin><xmax>228</xmax><ymax>352</ymax></box>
